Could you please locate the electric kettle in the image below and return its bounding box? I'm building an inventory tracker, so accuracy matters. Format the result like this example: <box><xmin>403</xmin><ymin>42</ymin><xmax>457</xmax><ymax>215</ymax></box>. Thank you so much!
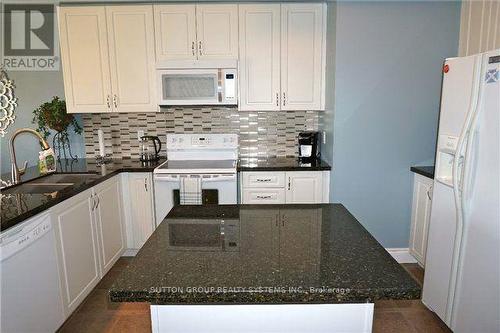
<box><xmin>139</xmin><ymin>135</ymin><xmax>161</xmax><ymax>161</ymax></box>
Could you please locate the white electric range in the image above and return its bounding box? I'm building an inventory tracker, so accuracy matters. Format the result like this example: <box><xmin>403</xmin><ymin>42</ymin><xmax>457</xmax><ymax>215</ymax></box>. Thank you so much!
<box><xmin>153</xmin><ymin>134</ymin><xmax>238</xmax><ymax>225</ymax></box>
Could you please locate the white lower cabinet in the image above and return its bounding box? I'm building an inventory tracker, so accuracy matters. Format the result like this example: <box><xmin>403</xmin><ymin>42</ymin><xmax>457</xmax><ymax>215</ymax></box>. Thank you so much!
<box><xmin>240</xmin><ymin>171</ymin><xmax>329</xmax><ymax>204</ymax></box>
<box><xmin>51</xmin><ymin>188</ymin><xmax>100</xmax><ymax>316</ymax></box>
<box><xmin>94</xmin><ymin>176</ymin><xmax>126</xmax><ymax>276</ymax></box>
<box><xmin>123</xmin><ymin>173</ymin><xmax>156</xmax><ymax>250</ymax></box>
<box><xmin>51</xmin><ymin>175</ymin><xmax>129</xmax><ymax>320</ymax></box>
<box><xmin>409</xmin><ymin>174</ymin><xmax>433</xmax><ymax>266</ymax></box>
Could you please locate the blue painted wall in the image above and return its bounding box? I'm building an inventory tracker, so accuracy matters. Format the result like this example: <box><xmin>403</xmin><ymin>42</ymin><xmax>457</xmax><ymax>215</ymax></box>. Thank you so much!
<box><xmin>323</xmin><ymin>1</ymin><xmax>461</xmax><ymax>247</ymax></box>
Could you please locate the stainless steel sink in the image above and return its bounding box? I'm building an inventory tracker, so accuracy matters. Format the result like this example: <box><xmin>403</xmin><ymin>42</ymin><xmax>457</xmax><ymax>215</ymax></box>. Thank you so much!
<box><xmin>2</xmin><ymin>183</ymin><xmax>73</xmax><ymax>194</ymax></box>
<box><xmin>29</xmin><ymin>173</ymin><xmax>100</xmax><ymax>185</ymax></box>
<box><xmin>1</xmin><ymin>173</ymin><xmax>100</xmax><ymax>195</ymax></box>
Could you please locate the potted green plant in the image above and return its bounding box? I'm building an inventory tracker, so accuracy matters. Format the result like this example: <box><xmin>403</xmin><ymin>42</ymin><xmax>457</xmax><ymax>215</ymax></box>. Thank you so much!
<box><xmin>32</xmin><ymin>96</ymin><xmax>82</xmax><ymax>160</ymax></box>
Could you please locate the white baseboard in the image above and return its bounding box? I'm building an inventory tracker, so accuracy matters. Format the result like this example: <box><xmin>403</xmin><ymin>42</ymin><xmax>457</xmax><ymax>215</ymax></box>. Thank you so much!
<box><xmin>123</xmin><ymin>249</ymin><xmax>139</xmax><ymax>257</ymax></box>
<box><xmin>386</xmin><ymin>248</ymin><xmax>417</xmax><ymax>264</ymax></box>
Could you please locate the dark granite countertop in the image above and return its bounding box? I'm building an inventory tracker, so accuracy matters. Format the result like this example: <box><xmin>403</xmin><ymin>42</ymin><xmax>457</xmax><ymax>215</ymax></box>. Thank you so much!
<box><xmin>109</xmin><ymin>204</ymin><xmax>421</xmax><ymax>305</ymax></box>
<box><xmin>410</xmin><ymin>166</ymin><xmax>435</xmax><ymax>179</ymax></box>
<box><xmin>238</xmin><ymin>157</ymin><xmax>331</xmax><ymax>171</ymax></box>
<box><xmin>1</xmin><ymin>158</ymin><xmax>165</xmax><ymax>232</ymax></box>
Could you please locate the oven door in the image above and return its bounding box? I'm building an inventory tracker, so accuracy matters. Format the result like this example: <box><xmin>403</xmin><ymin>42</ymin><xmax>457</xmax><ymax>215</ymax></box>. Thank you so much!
<box><xmin>153</xmin><ymin>173</ymin><xmax>237</xmax><ymax>226</ymax></box>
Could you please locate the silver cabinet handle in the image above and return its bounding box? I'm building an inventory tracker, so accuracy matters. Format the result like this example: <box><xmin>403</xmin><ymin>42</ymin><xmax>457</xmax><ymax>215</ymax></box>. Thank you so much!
<box><xmin>91</xmin><ymin>194</ymin><xmax>96</xmax><ymax>211</ymax></box>
<box><xmin>106</xmin><ymin>95</ymin><xmax>111</xmax><ymax>109</ymax></box>
<box><xmin>144</xmin><ymin>178</ymin><xmax>148</xmax><ymax>192</ymax></box>
<box><xmin>198</xmin><ymin>41</ymin><xmax>202</xmax><ymax>56</ymax></box>
<box><xmin>281</xmin><ymin>214</ymin><xmax>285</xmax><ymax>227</ymax></box>
<box><xmin>427</xmin><ymin>186</ymin><xmax>433</xmax><ymax>200</ymax></box>
<box><xmin>287</xmin><ymin>177</ymin><xmax>291</xmax><ymax>190</ymax></box>
<box><xmin>256</xmin><ymin>195</ymin><xmax>272</xmax><ymax>199</ymax></box>
<box><xmin>256</xmin><ymin>178</ymin><xmax>272</xmax><ymax>182</ymax></box>
<box><xmin>96</xmin><ymin>195</ymin><xmax>100</xmax><ymax>209</ymax></box>
<box><xmin>283</xmin><ymin>92</ymin><xmax>286</xmax><ymax>106</ymax></box>
<box><xmin>113</xmin><ymin>94</ymin><xmax>118</xmax><ymax>108</ymax></box>
<box><xmin>192</xmin><ymin>41</ymin><xmax>196</xmax><ymax>56</ymax></box>
<box><xmin>276</xmin><ymin>92</ymin><xmax>279</xmax><ymax>106</ymax></box>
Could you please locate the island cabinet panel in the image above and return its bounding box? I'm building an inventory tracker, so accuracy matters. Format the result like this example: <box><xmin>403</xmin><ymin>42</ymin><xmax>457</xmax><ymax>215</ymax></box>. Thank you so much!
<box><xmin>58</xmin><ymin>5</ymin><xmax>157</xmax><ymax>113</ymax></box>
<box><xmin>125</xmin><ymin>173</ymin><xmax>156</xmax><ymax>250</ymax></box>
<box><xmin>409</xmin><ymin>174</ymin><xmax>433</xmax><ymax>266</ymax></box>
<box><xmin>93</xmin><ymin>176</ymin><xmax>126</xmax><ymax>276</ymax></box>
<box><xmin>240</xmin><ymin>171</ymin><xmax>327</xmax><ymax>204</ymax></box>
<box><xmin>51</xmin><ymin>189</ymin><xmax>100</xmax><ymax>317</ymax></box>
<box><xmin>58</xmin><ymin>6</ymin><xmax>111</xmax><ymax>113</ymax></box>
<box><xmin>151</xmin><ymin>304</ymin><xmax>374</xmax><ymax>333</ymax></box>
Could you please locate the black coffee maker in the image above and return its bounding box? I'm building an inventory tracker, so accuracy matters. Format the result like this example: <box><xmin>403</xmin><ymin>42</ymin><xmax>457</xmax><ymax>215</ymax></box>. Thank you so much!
<box><xmin>298</xmin><ymin>131</ymin><xmax>320</xmax><ymax>162</ymax></box>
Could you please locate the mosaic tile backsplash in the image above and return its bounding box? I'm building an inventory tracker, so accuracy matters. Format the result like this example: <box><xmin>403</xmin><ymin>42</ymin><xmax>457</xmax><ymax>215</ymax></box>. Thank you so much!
<box><xmin>82</xmin><ymin>108</ymin><xmax>319</xmax><ymax>159</ymax></box>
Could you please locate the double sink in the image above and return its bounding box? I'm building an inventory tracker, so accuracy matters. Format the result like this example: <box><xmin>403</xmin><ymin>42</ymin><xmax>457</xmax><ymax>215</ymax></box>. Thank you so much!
<box><xmin>2</xmin><ymin>173</ymin><xmax>101</xmax><ymax>195</ymax></box>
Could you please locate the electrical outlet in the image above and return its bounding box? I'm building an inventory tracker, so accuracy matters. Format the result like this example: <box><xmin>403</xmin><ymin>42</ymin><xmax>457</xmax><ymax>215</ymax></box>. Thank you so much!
<box><xmin>137</xmin><ymin>130</ymin><xmax>145</xmax><ymax>140</ymax></box>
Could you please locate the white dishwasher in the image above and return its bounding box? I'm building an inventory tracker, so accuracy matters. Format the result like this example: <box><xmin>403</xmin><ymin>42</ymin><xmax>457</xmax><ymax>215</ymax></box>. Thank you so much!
<box><xmin>1</xmin><ymin>213</ymin><xmax>64</xmax><ymax>333</ymax></box>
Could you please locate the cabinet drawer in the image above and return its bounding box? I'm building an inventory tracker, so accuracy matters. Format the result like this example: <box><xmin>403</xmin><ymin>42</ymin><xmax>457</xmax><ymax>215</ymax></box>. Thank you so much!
<box><xmin>242</xmin><ymin>188</ymin><xmax>285</xmax><ymax>204</ymax></box>
<box><xmin>242</xmin><ymin>172</ymin><xmax>285</xmax><ymax>188</ymax></box>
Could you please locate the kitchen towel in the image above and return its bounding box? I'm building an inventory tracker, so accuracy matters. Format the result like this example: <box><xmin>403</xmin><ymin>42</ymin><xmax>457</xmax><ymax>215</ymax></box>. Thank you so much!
<box><xmin>179</xmin><ymin>175</ymin><xmax>202</xmax><ymax>205</ymax></box>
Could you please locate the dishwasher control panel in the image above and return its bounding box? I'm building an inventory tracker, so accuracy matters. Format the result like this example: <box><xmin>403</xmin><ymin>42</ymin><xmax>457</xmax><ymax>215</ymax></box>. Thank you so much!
<box><xmin>0</xmin><ymin>214</ymin><xmax>52</xmax><ymax>261</ymax></box>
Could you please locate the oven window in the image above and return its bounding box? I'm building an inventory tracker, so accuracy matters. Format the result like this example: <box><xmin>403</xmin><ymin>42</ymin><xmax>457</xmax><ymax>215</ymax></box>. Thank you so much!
<box><xmin>169</xmin><ymin>224</ymin><xmax>220</xmax><ymax>247</ymax></box>
<box><xmin>173</xmin><ymin>189</ymin><xmax>219</xmax><ymax>206</ymax></box>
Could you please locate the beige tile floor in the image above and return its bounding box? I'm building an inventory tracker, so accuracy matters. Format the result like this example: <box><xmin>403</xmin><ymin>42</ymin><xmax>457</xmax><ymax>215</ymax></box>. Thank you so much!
<box><xmin>57</xmin><ymin>258</ymin><xmax>451</xmax><ymax>333</ymax></box>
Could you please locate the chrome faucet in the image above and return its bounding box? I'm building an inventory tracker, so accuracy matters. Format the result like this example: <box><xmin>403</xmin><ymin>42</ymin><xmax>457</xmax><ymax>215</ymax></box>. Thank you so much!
<box><xmin>9</xmin><ymin>128</ymin><xmax>51</xmax><ymax>183</ymax></box>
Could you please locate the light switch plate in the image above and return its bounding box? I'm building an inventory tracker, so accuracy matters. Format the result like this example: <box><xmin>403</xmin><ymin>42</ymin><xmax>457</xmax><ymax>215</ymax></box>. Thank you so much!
<box><xmin>137</xmin><ymin>130</ymin><xmax>145</xmax><ymax>141</ymax></box>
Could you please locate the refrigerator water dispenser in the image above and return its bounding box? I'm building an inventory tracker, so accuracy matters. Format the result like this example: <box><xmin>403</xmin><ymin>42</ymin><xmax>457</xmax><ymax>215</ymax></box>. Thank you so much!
<box><xmin>435</xmin><ymin>135</ymin><xmax>461</xmax><ymax>187</ymax></box>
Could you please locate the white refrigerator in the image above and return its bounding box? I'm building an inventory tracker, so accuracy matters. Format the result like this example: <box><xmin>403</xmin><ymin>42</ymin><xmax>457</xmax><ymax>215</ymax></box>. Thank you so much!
<box><xmin>422</xmin><ymin>49</ymin><xmax>500</xmax><ymax>332</ymax></box>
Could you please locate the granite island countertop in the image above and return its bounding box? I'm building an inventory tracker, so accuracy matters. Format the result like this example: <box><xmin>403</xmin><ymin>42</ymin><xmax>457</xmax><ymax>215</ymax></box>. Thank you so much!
<box><xmin>238</xmin><ymin>156</ymin><xmax>331</xmax><ymax>171</ymax></box>
<box><xmin>0</xmin><ymin>158</ymin><xmax>165</xmax><ymax>232</ymax></box>
<box><xmin>109</xmin><ymin>204</ymin><xmax>421</xmax><ymax>304</ymax></box>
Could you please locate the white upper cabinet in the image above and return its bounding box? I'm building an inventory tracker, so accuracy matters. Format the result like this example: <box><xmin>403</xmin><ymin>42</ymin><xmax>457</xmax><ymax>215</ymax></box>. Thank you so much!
<box><xmin>58</xmin><ymin>6</ymin><xmax>112</xmax><ymax>113</ymax></box>
<box><xmin>238</xmin><ymin>4</ymin><xmax>281</xmax><ymax>111</ymax></box>
<box><xmin>154</xmin><ymin>5</ymin><xmax>197</xmax><ymax>61</ymax></box>
<box><xmin>196</xmin><ymin>5</ymin><xmax>239</xmax><ymax>59</ymax></box>
<box><xmin>281</xmin><ymin>3</ymin><xmax>325</xmax><ymax>110</ymax></box>
<box><xmin>154</xmin><ymin>4</ymin><xmax>238</xmax><ymax>63</ymax></box>
<box><xmin>238</xmin><ymin>3</ymin><xmax>326</xmax><ymax>111</ymax></box>
<box><xmin>59</xmin><ymin>5</ymin><xmax>157</xmax><ymax>113</ymax></box>
<box><xmin>106</xmin><ymin>5</ymin><xmax>157</xmax><ymax>112</ymax></box>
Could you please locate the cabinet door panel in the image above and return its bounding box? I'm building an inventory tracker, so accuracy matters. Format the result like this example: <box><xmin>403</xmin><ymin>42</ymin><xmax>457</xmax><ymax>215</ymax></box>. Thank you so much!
<box><xmin>128</xmin><ymin>174</ymin><xmax>155</xmax><ymax>249</ymax></box>
<box><xmin>107</xmin><ymin>5</ymin><xmax>157</xmax><ymax>112</ymax></box>
<box><xmin>239</xmin><ymin>4</ymin><xmax>281</xmax><ymax>111</ymax></box>
<box><xmin>285</xmin><ymin>172</ymin><xmax>323</xmax><ymax>203</ymax></box>
<box><xmin>409</xmin><ymin>175</ymin><xmax>433</xmax><ymax>266</ymax></box>
<box><xmin>281</xmin><ymin>4</ymin><xmax>324</xmax><ymax>110</ymax></box>
<box><xmin>52</xmin><ymin>190</ymin><xmax>99</xmax><ymax>315</ymax></box>
<box><xmin>94</xmin><ymin>177</ymin><xmax>125</xmax><ymax>275</ymax></box>
<box><xmin>154</xmin><ymin>5</ymin><xmax>197</xmax><ymax>61</ymax></box>
<box><xmin>196</xmin><ymin>5</ymin><xmax>238</xmax><ymax>59</ymax></box>
<box><xmin>58</xmin><ymin>6</ymin><xmax>111</xmax><ymax>113</ymax></box>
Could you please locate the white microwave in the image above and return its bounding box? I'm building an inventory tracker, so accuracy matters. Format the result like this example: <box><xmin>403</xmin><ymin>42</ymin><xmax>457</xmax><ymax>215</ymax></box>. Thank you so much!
<box><xmin>158</xmin><ymin>68</ymin><xmax>237</xmax><ymax>106</ymax></box>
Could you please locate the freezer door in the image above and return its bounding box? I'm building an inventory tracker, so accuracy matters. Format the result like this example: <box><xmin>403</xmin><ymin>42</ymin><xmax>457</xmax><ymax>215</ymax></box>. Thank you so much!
<box><xmin>451</xmin><ymin>50</ymin><xmax>500</xmax><ymax>333</ymax></box>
